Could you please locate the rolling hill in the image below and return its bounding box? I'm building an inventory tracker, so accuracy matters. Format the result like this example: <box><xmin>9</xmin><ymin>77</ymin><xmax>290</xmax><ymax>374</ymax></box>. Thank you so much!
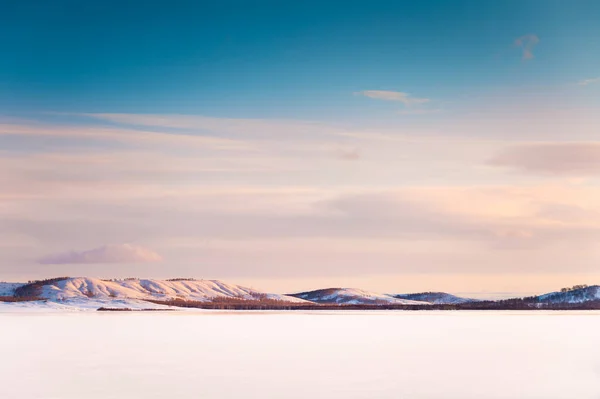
<box><xmin>288</xmin><ymin>288</ymin><xmax>428</xmax><ymax>305</ymax></box>
<box><xmin>393</xmin><ymin>292</ymin><xmax>476</xmax><ymax>304</ymax></box>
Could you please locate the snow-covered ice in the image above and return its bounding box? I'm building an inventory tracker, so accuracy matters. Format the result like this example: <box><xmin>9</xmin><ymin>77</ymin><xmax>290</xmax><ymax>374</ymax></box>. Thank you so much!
<box><xmin>0</xmin><ymin>311</ymin><xmax>598</xmax><ymax>399</ymax></box>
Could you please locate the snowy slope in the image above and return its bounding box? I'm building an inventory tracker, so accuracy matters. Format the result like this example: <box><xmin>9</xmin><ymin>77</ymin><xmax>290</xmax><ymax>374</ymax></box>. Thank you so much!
<box><xmin>393</xmin><ymin>292</ymin><xmax>476</xmax><ymax>304</ymax></box>
<box><xmin>289</xmin><ymin>288</ymin><xmax>429</xmax><ymax>305</ymax></box>
<box><xmin>0</xmin><ymin>277</ymin><xmax>311</xmax><ymax>311</ymax></box>
<box><xmin>0</xmin><ymin>298</ymin><xmax>178</xmax><ymax>312</ymax></box>
<box><xmin>0</xmin><ymin>282</ymin><xmax>24</xmax><ymax>296</ymax></box>
<box><xmin>536</xmin><ymin>285</ymin><xmax>600</xmax><ymax>304</ymax></box>
<box><xmin>36</xmin><ymin>277</ymin><xmax>309</xmax><ymax>303</ymax></box>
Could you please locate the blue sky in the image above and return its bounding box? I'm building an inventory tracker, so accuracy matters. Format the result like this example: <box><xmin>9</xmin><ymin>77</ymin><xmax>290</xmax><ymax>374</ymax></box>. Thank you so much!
<box><xmin>2</xmin><ymin>0</ymin><xmax>599</xmax><ymax>119</ymax></box>
<box><xmin>1</xmin><ymin>1</ymin><xmax>600</xmax><ymax>295</ymax></box>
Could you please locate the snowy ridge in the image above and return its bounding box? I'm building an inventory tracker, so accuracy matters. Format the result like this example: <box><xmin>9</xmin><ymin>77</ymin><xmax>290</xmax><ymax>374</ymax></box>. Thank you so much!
<box><xmin>38</xmin><ymin>277</ymin><xmax>308</xmax><ymax>303</ymax></box>
<box><xmin>289</xmin><ymin>288</ymin><xmax>429</xmax><ymax>305</ymax></box>
<box><xmin>0</xmin><ymin>277</ymin><xmax>309</xmax><ymax>311</ymax></box>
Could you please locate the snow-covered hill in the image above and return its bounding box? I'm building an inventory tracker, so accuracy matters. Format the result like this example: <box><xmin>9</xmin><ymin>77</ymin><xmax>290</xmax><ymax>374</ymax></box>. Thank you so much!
<box><xmin>36</xmin><ymin>277</ymin><xmax>306</xmax><ymax>303</ymax></box>
<box><xmin>536</xmin><ymin>285</ymin><xmax>600</xmax><ymax>304</ymax></box>
<box><xmin>1</xmin><ymin>277</ymin><xmax>309</xmax><ymax>311</ymax></box>
<box><xmin>3</xmin><ymin>278</ymin><xmax>599</xmax><ymax>311</ymax></box>
<box><xmin>289</xmin><ymin>288</ymin><xmax>429</xmax><ymax>305</ymax></box>
<box><xmin>393</xmin><ymin>292</ymin><xmax>476</xmax><ymax>304</ymax></box>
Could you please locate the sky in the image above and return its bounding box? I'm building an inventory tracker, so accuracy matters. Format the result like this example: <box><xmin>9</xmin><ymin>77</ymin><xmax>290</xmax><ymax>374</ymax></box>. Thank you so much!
<box><xmin>1</xmin><ymin>0</ymin><xmax>600</xmax><ymax>296</ymax></box>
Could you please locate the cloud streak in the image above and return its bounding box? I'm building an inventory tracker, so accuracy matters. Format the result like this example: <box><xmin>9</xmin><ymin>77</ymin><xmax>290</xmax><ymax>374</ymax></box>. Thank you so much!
<box><xmin>488</xmin><ymin>143</ymin><xmax>600</xmax><ymax>176</ymax></box>
<box><xmin>79</xmin><ymin>113</ymin><xmax>348</xmax><ymax>139</ymax></box>
<box><xmin>38</xmin><ymin>244</ymin><xmax>162</xmax><ymax>264</ymax></box>
<box><xmin>398</xmin><ymin>108</ymin><xmax>443</xmax><ymax>115</ymax></box>
<box><xmin>0</xmin><ymin>122</ymin><xmax>251</xmax><ymax>151</ymax></box>
<box><xmin>356</xmin><ymin>90</ymin><xmax>430</xmax><ymax>106</ymax></box>
<box><xmin>578</xmin><ymin>77</ymin><xmax>600</xmax><ymax>86</ymax></box>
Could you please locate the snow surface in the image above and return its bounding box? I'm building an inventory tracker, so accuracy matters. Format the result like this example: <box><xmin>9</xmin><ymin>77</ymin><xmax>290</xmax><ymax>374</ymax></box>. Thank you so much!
<box><xmin>0</xmin><ymin>298</ymin><xmax>177</xmax><ymax>312</ymax></box>
<box><xmin>1</xmin><ymin>311</ymin><xmax>599</xmax><ymax>399</ymax></box>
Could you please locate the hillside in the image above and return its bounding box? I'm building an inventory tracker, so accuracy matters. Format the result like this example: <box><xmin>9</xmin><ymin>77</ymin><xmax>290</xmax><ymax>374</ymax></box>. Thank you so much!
<box><xmin>393</xmin><ymin>292</ymin><xmax>476</xmax><ymax>304</ymax></box>
<box><xmin>4</xmin><ymin>277</ymin><xmax>308</xmax><ymax>310</ymax></box>
<box><xmin>536</xmin><ymin>285</ymin><xmax>600</xmax><ymax>304</ymax></box>
<box><xmin>37</xmin><ymin>277</ymin><xmax>308</xmax><ymax>302</ymax></box>
<box><xmin>0</xmin><ymin>282</ymin><xmax>24</xmax><ymax>297</ymax></box>
<box><xmin>289</xmin><ymin>288</ymin><xmax>428</xmax><ymax>305</ymax></box>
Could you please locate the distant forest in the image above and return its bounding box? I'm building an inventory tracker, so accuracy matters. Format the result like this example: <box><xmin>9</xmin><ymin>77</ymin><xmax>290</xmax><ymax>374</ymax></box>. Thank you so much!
<box><xmin>145</xmin><ymin>296</ymin><xmax>600</xmax><ymax>311</ymax></box>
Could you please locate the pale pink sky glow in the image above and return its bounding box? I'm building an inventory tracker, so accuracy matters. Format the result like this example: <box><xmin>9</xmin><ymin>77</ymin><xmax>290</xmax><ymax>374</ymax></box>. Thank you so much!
<box><xmin>1</xmin><ymin>93</ymin><xmax>600</xmax><ymax>295</ymax></box>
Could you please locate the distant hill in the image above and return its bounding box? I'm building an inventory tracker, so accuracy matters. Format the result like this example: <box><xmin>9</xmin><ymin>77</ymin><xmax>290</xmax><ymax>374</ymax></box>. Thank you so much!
<box><xmin>289</xmin><ymin>288</ymin><xmax>428</xmax><ymax>305</ymax></box>
<box><xmin>393</xmin><ymin>292</ymin><xmax>476</xmax><ymax>304</ymax></box>
<box><xmin>4</xmin><ymin>277</ymin><xmax>308</xmax><ymax>310</ymax></box>
<box><xmin>1</xmin><ymin>278</ymin><xmax>599</xmax><ymax>311</ymax></box>
<box><xmin>536</xmin><ymin>285</ymin><xmax>600</xmax><ymax>304</ymax></box>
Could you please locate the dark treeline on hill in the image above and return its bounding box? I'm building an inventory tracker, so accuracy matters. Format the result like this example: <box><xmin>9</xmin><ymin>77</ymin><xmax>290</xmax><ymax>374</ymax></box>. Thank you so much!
<box><xmin>14</xmin><ymin>277</ymin><xmax>70</xmax><ymax>299</ymax></box>
<box><xmin>456</xmin><ymin>297</ymin><xmax>600</xmax><ymax>310</ymax></box>
<box><xmin>146</xmin><ymin>296</ymin><xmax>600</xmax><ymax>311</ymax></box>
<box><xmin>0</xmin><ymin>296</ymin><xmax>43</xmax><ymax>302</ymax></box>
<box><xmin>101</xmin><ymin>277</ymin><xmax>198</xmax><ymax>282</ymax></box>
<box><xmin>96</xmin><ymin>307</ymin><xmax>176</xmax><ymax>312</ymax></box>
<box><xmin>146</xmin><ymin>295</ymin><xmax>306</xmax><ymax>310</ymax></box>
<box><xmin>560</xmin><ymin>284</ymin><xmax>588</xmax><ymax>292</ymax></box>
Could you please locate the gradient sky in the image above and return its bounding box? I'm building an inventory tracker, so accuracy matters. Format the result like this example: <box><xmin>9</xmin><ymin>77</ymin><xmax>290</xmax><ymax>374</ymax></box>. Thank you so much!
<box><xmin>1</xmin><ymin>0</ymin><xmax>600</xmax><ymax>296</ymax></box>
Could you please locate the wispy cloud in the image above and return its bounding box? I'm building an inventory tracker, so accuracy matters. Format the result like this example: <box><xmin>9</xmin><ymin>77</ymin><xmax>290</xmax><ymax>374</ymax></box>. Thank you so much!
<box><xmin>356</xmin><ymin>90</ymin><xmax>430</xmax><ymax>106</ymax></box>
<box><xmin>488</xmin><ymin>143</ymin><xmax>600</xmax><ymax>176</ymax></box>
<box><xmin>0</xmin><ymin>122</ymin><xmax>250</xmax><ymax>150</ymax></box>
<box><xmin>38</xmin><ymin>244</ymin><xmax>162</xmax><ymax>264</ymax></box>
<box><xmin>578</xmin><ymin>77</ymin><xmax>600</xmax><ymax>86</ymax></box>
<box><xmin>398</xmin><ymin>108</ymin><xmax>443</xmax><ymax>115</ymax></box>
<box><xmin>80</xmin><ymin>113</ymin><xmax>346</xmax><ymax>138</ymax></box>
<box><xmin>514</xmin><ymin>34</ymin><xmax>539</xmax><ymax>60</ymax></box>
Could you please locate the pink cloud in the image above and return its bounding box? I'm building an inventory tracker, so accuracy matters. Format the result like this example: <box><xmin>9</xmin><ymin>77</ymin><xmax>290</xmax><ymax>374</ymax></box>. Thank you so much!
<box><xmin>514</xmin><ymin>34</ymin><xmax>539</xmax><ymax>60</ymax></box>
<box><xmin>39</xmin><ymin>244</ymin><xmax>162</xmax><ymax>264</ymax></box>
<box><xmin>356</xmin><ymin>90</ymin><xmax>430</xmax><ymax>106</ymax></box>
<box><xmin>488</xmin><ymin>143</ymin><xmax>600</xmax><ymax>175</ymax></box>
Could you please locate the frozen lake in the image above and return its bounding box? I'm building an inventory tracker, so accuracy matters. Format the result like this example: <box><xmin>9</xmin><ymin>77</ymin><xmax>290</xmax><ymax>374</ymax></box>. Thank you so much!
<box><xmin>1</xmin><ymin>311</ymin><xmax>599</xmax><ymax>399</ymax></box>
